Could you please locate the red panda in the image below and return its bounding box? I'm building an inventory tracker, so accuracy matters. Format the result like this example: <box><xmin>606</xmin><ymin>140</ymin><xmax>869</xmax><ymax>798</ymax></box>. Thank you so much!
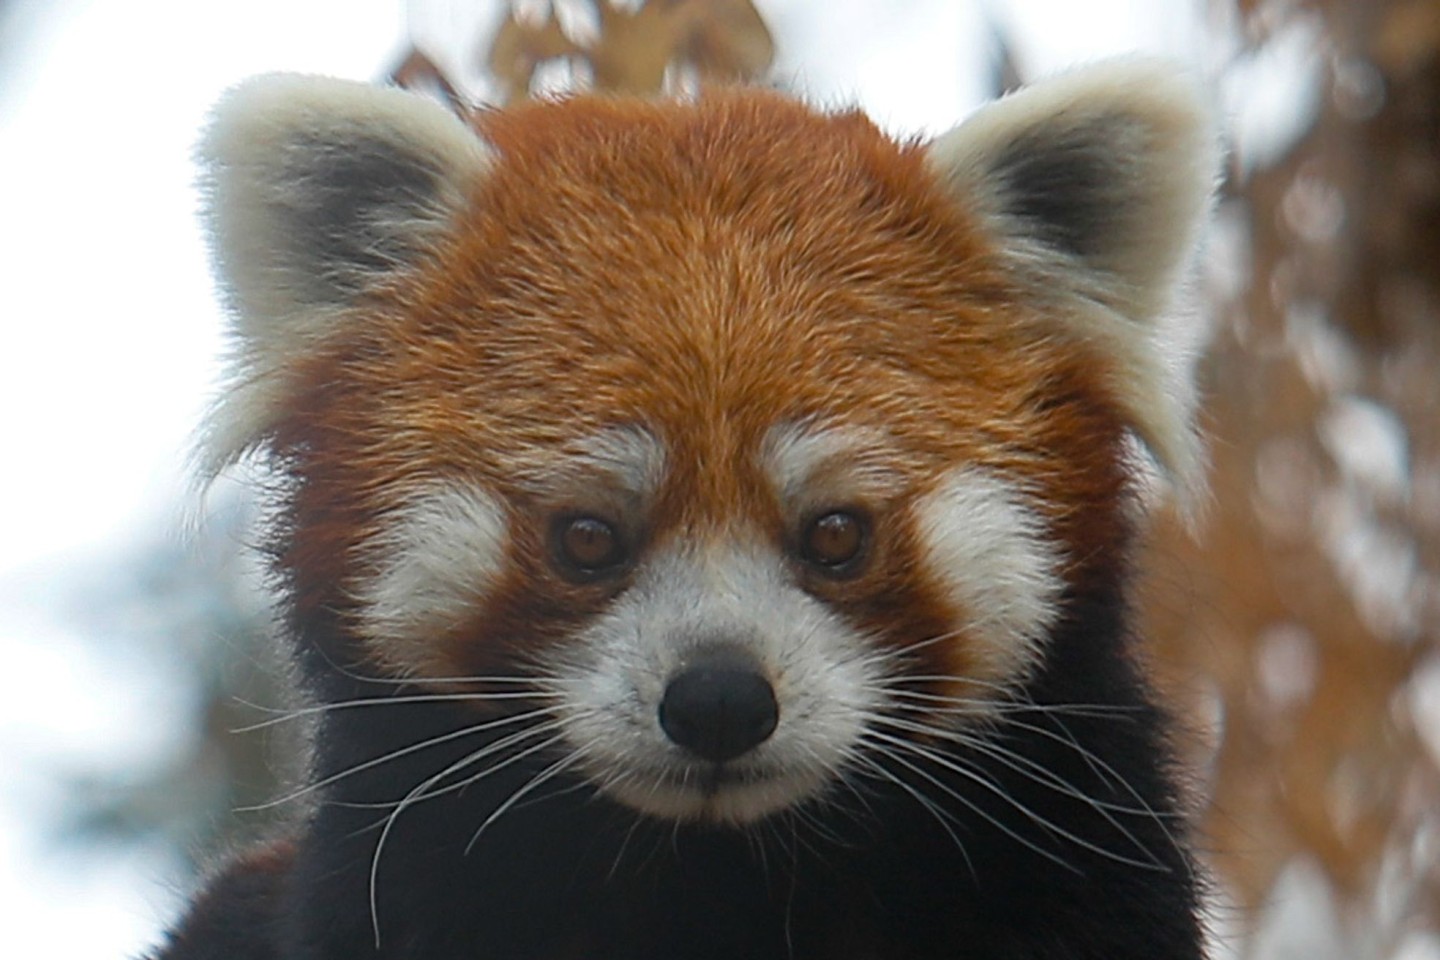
<box><xmin>153</xmin><ymin>59</ymin><xmax>1217</xmax><ymax>960</ymax></box>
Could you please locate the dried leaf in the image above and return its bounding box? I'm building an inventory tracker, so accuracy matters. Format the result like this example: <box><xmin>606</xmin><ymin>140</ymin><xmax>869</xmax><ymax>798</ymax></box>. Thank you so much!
<box><xmin>389</xmin><ymin>47</ymin><xmax>464</xmax><ymax>114</ymax></box>
<box><xmin>485</xmin><ymin>0</ymin><xmax>775</xmax><ymax>100</ymax></box>
<box><xmin>486</xmin><ymin>8</ymin><xmax>584</xmax><ymax>102</ymax></box>
<box><xmin>682</xmin><ymin>0</ymin><xmax>775</xmax><ymax>83</ymax></box>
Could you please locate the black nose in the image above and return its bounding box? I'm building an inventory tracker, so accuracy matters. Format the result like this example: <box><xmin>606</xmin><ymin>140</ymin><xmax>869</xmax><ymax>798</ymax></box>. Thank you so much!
<box><xmin>658</xmin><ymin>651</ymin><xmax>779</xmax><ymax>763</ymax></box>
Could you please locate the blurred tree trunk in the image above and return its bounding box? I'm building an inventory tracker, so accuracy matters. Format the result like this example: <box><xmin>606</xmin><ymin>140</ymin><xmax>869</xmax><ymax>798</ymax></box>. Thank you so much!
<box><xmin>1142</xmin><ymin>0</ymin><xmax>1440</xmax><ymax>948</ymax></box>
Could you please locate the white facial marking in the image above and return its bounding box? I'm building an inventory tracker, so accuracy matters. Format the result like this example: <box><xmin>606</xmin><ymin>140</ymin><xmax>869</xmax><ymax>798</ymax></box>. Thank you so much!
<box><xmin>568</xmin><ymin>426</ymin><xmax>667</xmax><ymax>500</ymax></box>
<box><xmin>913</xmin><ymin>467</ymin><xmax>1064</xmax><ymax>682</ymax></box>
<box><xmin>356</xmin><ymin>482</ymin><xmax>508</xmax><ymax>647</ymax></box>
<box><xmin>515</xmin><ymin>425</ymin><xmax>666</xmax><ymax>506</ymax></box>
<box><xmin>761</xmin><ymin>421</ymin><xmax>906</xmax><ymax>509</ymax></box>
<box><xmin>542</xmin><ymin>542</ymin><xmax>884</xmax><ymax>825</ymax></box>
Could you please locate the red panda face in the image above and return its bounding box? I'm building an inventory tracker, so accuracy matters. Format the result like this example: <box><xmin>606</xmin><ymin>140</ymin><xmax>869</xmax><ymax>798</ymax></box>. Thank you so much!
<box><xmin>200</xmin><ymin>67</ymin><xmax>1215</xmax><ymax>824</ymax></box>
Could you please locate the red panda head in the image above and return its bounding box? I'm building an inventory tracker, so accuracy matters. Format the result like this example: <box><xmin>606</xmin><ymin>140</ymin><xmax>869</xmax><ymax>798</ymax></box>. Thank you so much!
<box><xmin>200</xmin><ymin>63</ymin><xmax>1215</xmax><ymax>824</ymax></box>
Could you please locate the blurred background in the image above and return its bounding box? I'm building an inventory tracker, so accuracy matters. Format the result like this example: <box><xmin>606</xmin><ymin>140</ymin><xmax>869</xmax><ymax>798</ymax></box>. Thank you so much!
<box><xmin>0</xmin><ymin>0</ymin><xmax>1435</xmax><ymax>956</ymax></box>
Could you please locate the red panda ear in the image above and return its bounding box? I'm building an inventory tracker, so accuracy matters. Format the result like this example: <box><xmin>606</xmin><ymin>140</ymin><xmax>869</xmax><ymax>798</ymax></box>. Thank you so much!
<box><xmin>926</xmin><ymin>58</ymin><xmax>1216</xmax><ymax>322</ymax></box>
<box><xmin>926</xmin><ymin>58</ymin><xmax>1220</xmax><ymax>509</ymax></box>
<box><xmin>197</xmin><ymin>74</ymin><xmax>490</xmax><ymax>471</ymax></box>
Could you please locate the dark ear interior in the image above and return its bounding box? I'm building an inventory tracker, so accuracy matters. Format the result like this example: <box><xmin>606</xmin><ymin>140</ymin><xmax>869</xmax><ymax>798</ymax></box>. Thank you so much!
<box><xmin>200</xmin><ymin>73</ymin><xmax>490</xmax><ymax>326</ymax></box>
<box><xmin>265</xmin><ymin>130</ymin><xmax>458</xmax><ymax>307</ymax></box>
<box><xmin>926</xmin><ymin>59</ymin><xmax>1217</xmax><ymax>321</ymax></box>
<box><xmin>196</xmin><ymin>74</ymin><xmax>491</xmax><ymax>469</ymax></box>
<box><xmin>989</xmin><ymin>114</ymin><xmax>1158</xmax><ymax>274</ymax></box>
<box><xmin>924</xmin><ymin>59</ymin><xmax>1219</xmax><ymax>506</ymax></box>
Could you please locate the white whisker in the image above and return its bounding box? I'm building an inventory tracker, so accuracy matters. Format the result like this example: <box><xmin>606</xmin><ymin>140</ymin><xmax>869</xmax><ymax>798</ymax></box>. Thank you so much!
<box><xmin>367</xmin><ymin>728</ymin><xmax>568</xmax><ymax>948</ymax></box>
<box><xmin>464</xmin><ymin>750</ymin><xmax>583</xmax><ymax>854</ymax></box>
<box><xmin>862</xmin><ymin>732</ymin><xmax>1084</xmax><ymax>875</ymax></box>
<box><xmin>871</xmin><ymin>714</ymin><xmax>1163</xmax><ymax>820</ymax></box>
<box><xmin>231</xmin><ymin>689</ymin><xmax>555</xmax><ymax>733</ymax></box>
<box><xmin>849</xmin><ymin>752</ymin><xmax>976</xmax><ymax>880</ymax></box>
<box><xmin>241</xmin><ymin>706</ymin><xmax>554</xmax><ymax>812</ymax></box>
<box><xmin>885</xmin><ymin>687</ymin><xmax>1144</xmax><ymax>720</ymax></box>
<box><xmin>864</xmin><ymin>729</ymin><xmax>1166</xmax><ymax>873</ymax></box>
<box><xmin>871</xmin><ymin>715</ymin><xmax>1170</xmax><ymax>866</ymax></box>
<box><xmin>336</xmin><ymin>721</ymin><xmax>567</xmax><ymax>813</ymax></box>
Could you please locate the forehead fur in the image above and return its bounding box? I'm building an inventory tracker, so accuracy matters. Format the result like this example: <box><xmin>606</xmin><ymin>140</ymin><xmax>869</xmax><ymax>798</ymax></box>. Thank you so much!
<box><xmin>299</xmin><ymin>95</ymin><xmax>1086</xmax><ymax>479</ymax></box>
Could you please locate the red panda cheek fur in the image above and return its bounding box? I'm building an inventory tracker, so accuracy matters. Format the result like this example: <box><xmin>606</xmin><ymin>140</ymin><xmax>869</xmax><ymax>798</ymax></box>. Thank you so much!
<box><xmin>156</xmin><ymin>63</ymin><xmax>1216</xmax><ymax>960</ymax></box>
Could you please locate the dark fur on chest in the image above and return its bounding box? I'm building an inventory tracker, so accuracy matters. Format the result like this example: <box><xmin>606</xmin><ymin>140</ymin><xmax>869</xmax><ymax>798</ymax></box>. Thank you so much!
<box><xmin>152</xmin><ymin>588</ymin><xmax>1203</xmax><ymax>960</ymax></box>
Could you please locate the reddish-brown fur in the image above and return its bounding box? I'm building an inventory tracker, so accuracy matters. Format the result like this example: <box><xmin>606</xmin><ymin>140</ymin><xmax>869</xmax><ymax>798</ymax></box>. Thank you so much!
<box><xmin>273</xmin><ymin>89</ymin><xmax>1134</xmax><ymax>699</ymax></box>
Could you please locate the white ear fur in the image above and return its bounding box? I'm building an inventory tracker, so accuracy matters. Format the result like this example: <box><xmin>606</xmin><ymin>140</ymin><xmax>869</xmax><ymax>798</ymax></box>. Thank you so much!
<box><xmin>198</xmin><ymin>74</ymin><xmax>490</xmax><ymax>471</ymax></box>
<box><xmin>926</xmin><ymin>58</ymin><xmax>1219</xmax><ymax>507</ymax></box>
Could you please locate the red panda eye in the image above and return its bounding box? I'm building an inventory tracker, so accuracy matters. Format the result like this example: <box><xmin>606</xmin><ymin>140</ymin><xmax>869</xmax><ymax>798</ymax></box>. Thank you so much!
<box><xmin>801</xmin><ymin>510</ymin><xmax>867</xmax><ymax>573</ymax></box>
<box><xmin>553</xmin><ymin>515</ymin><xmax>627</xmax><ymax>577</ymax></box>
